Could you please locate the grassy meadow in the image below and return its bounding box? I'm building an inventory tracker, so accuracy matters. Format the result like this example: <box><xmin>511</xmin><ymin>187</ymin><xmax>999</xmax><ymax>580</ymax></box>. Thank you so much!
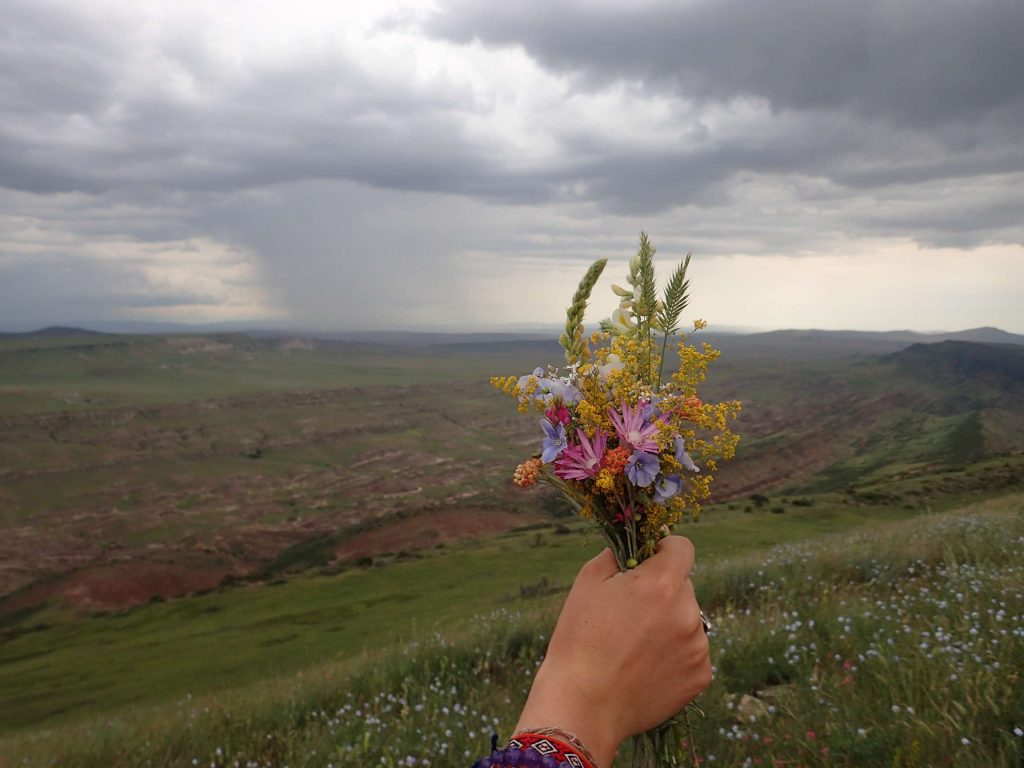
<box><xmin>1</xmin><ymin>495</ymin><xmax>1021</xmax><ymax>767</ymax></box>
<box><xmin>1</xmin><ymin>329</ymin><xmax>1022</xmax><ymax>766</ymax></box>
<box><xmin>0</xmin><ymin>490</ymin><xmax>961</xmax><ymax>735</ymax></box>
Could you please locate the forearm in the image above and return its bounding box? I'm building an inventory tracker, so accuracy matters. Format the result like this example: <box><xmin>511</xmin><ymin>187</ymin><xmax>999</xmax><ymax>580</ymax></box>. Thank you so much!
<box><xmin>514</xmin><ymin>661</ymin><xmax>620</xmax><ymax>767</ymax></box>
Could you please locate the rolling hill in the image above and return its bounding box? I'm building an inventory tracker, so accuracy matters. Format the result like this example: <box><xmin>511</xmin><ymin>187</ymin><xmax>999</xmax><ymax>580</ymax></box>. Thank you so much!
<box><xmin>0</xmin><ymin>328</ymin><xmax>1021</xmax><ymax>617</ymax></box>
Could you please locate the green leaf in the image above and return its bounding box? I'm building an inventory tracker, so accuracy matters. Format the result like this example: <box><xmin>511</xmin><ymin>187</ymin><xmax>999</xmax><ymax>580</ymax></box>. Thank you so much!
<box><xmin>656</xmin><ymin>252</ymin><xmax>691</xmax><ymax>335</ymax></box>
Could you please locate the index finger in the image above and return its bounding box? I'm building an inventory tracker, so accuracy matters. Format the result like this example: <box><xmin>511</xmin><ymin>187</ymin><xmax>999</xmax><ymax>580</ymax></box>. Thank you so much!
<box><xmin>576</xmin><ymin>546</ymin><xmax>620</xmax><ymax>585</ymax></box>
<box><xmin>648</xmin><ymin>535</ymin><xmax>696</xmax><ymax>579</ymax></box>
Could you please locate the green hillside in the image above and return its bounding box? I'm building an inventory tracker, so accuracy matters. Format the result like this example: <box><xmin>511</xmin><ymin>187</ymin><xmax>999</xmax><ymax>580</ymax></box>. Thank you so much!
<box><xmin>1</xmin><ymin>494</ymin><xmax>1020</xmax><ymax>767</ymax></box>
<box><xmin>1</xmin><ymin>329</ymin><xmax>1023</xmax><ymax>766</ymax></box>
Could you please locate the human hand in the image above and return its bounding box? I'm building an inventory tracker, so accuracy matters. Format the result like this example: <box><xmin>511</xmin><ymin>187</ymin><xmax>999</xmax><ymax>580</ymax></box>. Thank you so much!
<box><xmin>514</xmin><ymin>536</ymin><xmax>711</xmax><ymax>766</ymax></box>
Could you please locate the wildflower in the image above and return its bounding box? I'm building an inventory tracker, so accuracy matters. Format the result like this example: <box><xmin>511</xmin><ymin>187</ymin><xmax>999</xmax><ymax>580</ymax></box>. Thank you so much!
<box><xmin>614</xmin><ymin>505</ymin><xmax>636</xmax><ymax>524</ymax></box>
<box><xmin>602</xmin><ymin>445</ymin><xmax>631</xmax><ymax>474</ymax></box>
<box><xmin>673</xmin><ymin>394</ymin><xmax>703</xmax><ymax>421</ymax></box>
<box><xmin>518</xmin><ymin>368</ymin><xmax>582</xmax><ymax>406</ymax></box>
<box><xmin>554</xmin><ymin>428</ymin><xmax>608</xmax><ymax>481</ymax></box>
<box><xmin>575</xmin><ymin>399</ymin><xmax>603</xmax><ymax>433</ymax></box>
<box><xmin>626</xmin><ymin>450</ymin><xmax>660</xmax><ymax>487</ymax></box>
<box><xmin>674</xmin><ymin>436</ymin><xmax>700</xmax><ymax>472</ymax></box>
<box><xmin>610</xmin><ymin>307</ymin><xmax>634</xmax><ymax>335</ymax></box>
<box><xmin>595</xmin><ymin>468</ymin><xmax>617</xmax><ymax>492</ymax></box>
<box><xmin>653</xmin><ymin>474</ymin><xmax>682</xmax><ymax>503</ymax></box>
<box><xmin>642</xmin><ymin>396</ymin><xmax>666</xmax><ymax>423</ymax></box>
<box><xmin>598</xmin><ymin>353</ymin><xmax>625</xmax><ymax>380</ymax></box>
<box><xmin>536</xmin><ymin>374</ymin><xmax>582</xmax><ymax>406</ymax></box>
<box><xmin>516</xmin><ymin>369</ymin><xmax>544</xmax><ymax>398</ymax></box>
<box><xmin>545</xmin><ymin>404</ymin><xmax>571</xmax><ymax>426</ymax></box>
<box><xmin>513</xmin><ymin>458</ymin><xmax>543</xmax><ymax>488</ymax></box>
<box><xmin>559</xmin><ymin>382</ymin><xmax>584</xmax><ymax>406</ymax></box>
<box><xmin>609</xmin><ymin>400</ymin><xmax>660</xmax><ymax>453</ymax></box>
<box><xmin>539</xmin><ymin>420</ymin><xmax>567</xmax><ymax>463</ymax></box>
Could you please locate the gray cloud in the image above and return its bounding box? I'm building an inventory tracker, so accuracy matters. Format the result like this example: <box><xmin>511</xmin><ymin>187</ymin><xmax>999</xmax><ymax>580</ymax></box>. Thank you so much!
<box><xmin>1</xmin><ymin>1</ymin><xmax>512</xmax><ymax>201</ymax></box>
<box><xmin>0</xmin><ymin>1</ymin><xmax>1022</xmax><ymax>331</ymax></box>
<box><xmin>0</xmin><ymin>256</ymin><xmax>220</xmax><ymax>329</ymax></box>
<box><xmin>424</xmin><ymin>0</ymin><xmax>1024</xmax><ymax>224</ymax></box>
<box><xmin>428</xmin><ymin>0</ymin><xmax>1024</xmax><ymax>127</ymax></box>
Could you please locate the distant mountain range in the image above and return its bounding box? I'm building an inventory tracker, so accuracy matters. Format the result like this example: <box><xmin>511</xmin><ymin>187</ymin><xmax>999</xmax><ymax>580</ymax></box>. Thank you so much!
<box><xmin>3</xmin><ymin>322</ymin><xmax>1022</xmax><ymax>344</ymax></box>
<box><xmin>2</xmin><ymin>325</ymin><xmax>1023</xmax><ymax>366</ymax></box>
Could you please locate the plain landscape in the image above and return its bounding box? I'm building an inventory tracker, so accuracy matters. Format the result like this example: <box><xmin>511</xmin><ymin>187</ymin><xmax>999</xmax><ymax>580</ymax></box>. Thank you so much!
<box><xmin>1</xmin><ymin>326</ymin><xmax>1022</xmax><ymax>767</ymax></box>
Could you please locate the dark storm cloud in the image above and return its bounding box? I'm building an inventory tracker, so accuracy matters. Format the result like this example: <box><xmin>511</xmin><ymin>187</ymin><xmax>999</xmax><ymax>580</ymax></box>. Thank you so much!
<box><xmin>428</xmin><ymin>0</ymin><xmax>1024</xmax><ymax>127</ymax></box>
<box><xmin>0</xmin><ymin>1</ymin><xmax>527</xmax><ymax>203</ymax></box>
<box><xmin>3</xmin><ymin>0</ymin><xmax>1022</xmax><ymax>221</ymax></box>
<box><xmin>1</xmin><ymin>1</ymin><xmax>1022</xmax><ymax>330</ymax></box>
<box><xmin>422</xmin><ymin>0</ymin><xmax>1024</xmax><ymax>235</ymax></box>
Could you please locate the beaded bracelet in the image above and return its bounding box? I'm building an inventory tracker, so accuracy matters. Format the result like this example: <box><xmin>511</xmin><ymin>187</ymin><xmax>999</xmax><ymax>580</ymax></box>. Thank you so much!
<box><xmin>471</xmin><ymin>730</ymin><xmax>596</xmax><ymax>768</ymax></box>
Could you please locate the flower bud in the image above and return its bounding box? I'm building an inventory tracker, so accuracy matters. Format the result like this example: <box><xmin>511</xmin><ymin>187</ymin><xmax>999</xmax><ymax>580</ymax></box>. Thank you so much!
<box><xmin>611</xmin><ymin>283</ymin><xmax>633</xmax><ymax>298</ymax></box>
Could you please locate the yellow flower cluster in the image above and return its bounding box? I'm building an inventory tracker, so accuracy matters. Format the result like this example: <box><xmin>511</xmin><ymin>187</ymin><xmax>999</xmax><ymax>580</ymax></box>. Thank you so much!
<box><xmin>595</xmin><ymin>469</ymin><xmax>617</xmax><ymax>492</ymax></box>
<box><xmin>489</xmin><ymin>374</ymin><xmax>545</xmax><ymax>413</ymax></box>
<box><xmin>493</xmin><ymin>329</ymin><xmax>741</xmax><ymax>532</ymax></box>
<box><xmin>491</xmin><ymin>244</ymin><xmax>741</xmax><ymax>562</ymax></box>
<box><xmin>574</xmin><ymin>399</ymin><xmax>609</xmax><ymax>437</ymax></box>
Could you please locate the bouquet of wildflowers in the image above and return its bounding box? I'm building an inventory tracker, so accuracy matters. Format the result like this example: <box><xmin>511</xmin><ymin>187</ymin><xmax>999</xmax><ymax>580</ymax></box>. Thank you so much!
<box><xmin>491</xmin><ymin>233</ymin><xmax>741</xmax><ymax>766</ymax></box>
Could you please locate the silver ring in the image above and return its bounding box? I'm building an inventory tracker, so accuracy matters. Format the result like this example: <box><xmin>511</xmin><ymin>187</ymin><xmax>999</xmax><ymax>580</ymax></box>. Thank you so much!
<box><xmin>700</xmin><ymin>610</ymin><xmax>712</xmax><ymax>633</ymax></box>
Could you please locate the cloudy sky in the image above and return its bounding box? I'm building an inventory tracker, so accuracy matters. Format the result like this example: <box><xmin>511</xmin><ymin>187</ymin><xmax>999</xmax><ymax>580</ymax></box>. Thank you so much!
<box><xmin>2</xmin><ymin>0</ymin><xmax>1022</xmax><ymax>333</ymax></box>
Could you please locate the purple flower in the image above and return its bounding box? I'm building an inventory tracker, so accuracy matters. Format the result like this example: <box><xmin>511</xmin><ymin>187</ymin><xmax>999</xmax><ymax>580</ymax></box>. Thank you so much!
<box><xmin>609</xmin><ymin>400</ymin><xmax>660</xmax><ymax>454</ymax></box>
<box><xmin>554</xmin><ymin>428</ymin><xmax>607</xmax><ymax>481</ymax></box>
<box><xmin>626</xmin><ymin>450</ymin><xmax>660</xmax><ymax>487</ymax></box>
<box><xmin>641</xmin><ymin>396</ymin><xmax>666</xmax><ymax>423</ymax></box>
<box><xmin>560</xmin><ymin>383</ymin><xmax>583</xmax><ymax>406</ymax></box>
<box><xmin>653</xmin><ymin>474</ymin><xmax>682</xmax><ymax>504</ymax></box>
<box><xmin>517</xmin><ymin>367</ymin><xmax>546</xmax><ymax>393</ymax></box>
<box><xmin>518</xmin><ymin>368</ymin><xmax>582</xmax><ymax>406</ymax></box>
<box><xmin>538</xmin><ymin>377</ymin><xmax>582</xmax><ymax>406</ymax></box>
<box><xmin>540</xmin><ymin>419</ymin><xmax>567</xmax><ymax>463</ymax></box>
<box><xmin>674</xmin><ymin>436</ymin><xmax>700</xmax><ymax>473</ymax></box>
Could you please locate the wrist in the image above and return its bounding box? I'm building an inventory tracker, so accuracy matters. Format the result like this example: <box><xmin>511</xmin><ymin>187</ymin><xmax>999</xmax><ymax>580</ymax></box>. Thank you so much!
<box><xmin>515</xmin><ymin>662</ymin><xmax>622</xmax><ymax>768</ymax></box>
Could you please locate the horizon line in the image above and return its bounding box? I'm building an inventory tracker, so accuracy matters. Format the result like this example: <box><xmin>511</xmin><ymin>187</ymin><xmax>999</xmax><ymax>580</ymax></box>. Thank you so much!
<box><xmin>2</xmin><ymin>322</ymin><xmax>1020</xmax><ymax>339</ymax></box>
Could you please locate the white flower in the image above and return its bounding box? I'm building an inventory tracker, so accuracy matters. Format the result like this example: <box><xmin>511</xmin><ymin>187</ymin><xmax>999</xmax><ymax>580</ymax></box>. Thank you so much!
<box><xmin>610</xmin><ymin>307</ymin><xmax>634</xmax><ymax>335</ymax></box>
<box><xmin>598</xmin><ymin>353</ymin><xmax>625</xmax><ymax>380</ymax></box>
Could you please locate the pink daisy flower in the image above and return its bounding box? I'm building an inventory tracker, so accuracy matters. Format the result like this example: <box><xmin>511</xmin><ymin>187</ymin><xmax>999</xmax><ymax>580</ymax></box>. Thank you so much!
<box><xmin>554</xmin><ymin>428</ymin><xmax>608</xmax><ymax>481</ymax></box>
<box><xmin>609</xmin><ymin>400</ymin><xmax>660</xmax><ymax>454</ymax></box>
